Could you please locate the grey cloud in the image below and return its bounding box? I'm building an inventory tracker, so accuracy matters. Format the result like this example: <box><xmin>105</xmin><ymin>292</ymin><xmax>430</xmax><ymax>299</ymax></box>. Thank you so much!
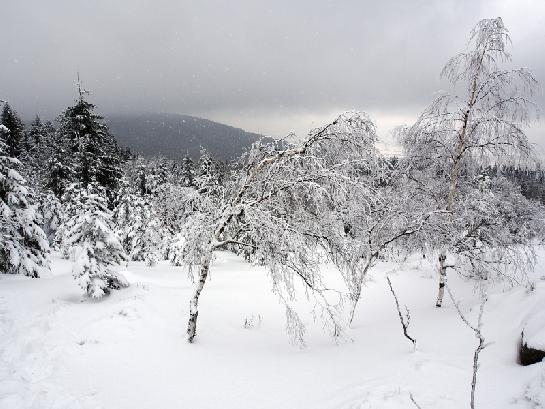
<box><xmin>1</xmin><ymin>0</ymin><xmax>544</xmax><ymax>141</ymax></box>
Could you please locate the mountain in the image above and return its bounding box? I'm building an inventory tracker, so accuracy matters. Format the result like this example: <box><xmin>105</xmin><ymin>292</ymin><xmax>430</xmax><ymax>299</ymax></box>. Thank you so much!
<box><xmin>105</xmin><ymin>112</ymin><xmax>268</xmax><ymax>161</ymax></box>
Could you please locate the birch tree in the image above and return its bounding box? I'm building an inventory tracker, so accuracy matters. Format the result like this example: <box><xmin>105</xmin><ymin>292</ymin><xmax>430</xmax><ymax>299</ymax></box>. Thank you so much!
<box><xmin>182</xmin><ymin>111</ymin><xmax>379</xmax><ymax>343</ymax></box>
<box><xmin>399</xmin><ymin>17</ymin><xmax>544</xmax><ymax>306</ymax></box>
<box><xmin>337</xmin><ymin>159</ymin><xmax>444</xmax><ymax>322</ymax></box>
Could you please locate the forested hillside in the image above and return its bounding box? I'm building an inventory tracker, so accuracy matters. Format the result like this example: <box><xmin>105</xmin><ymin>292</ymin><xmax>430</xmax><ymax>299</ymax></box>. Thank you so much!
<box><xmin>106</xmin><ymin>112</ymin><xmax>267</xmax><ymax>160</ymax></box>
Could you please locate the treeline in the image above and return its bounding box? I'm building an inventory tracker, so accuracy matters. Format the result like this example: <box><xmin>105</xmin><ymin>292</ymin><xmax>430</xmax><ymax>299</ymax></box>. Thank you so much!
<box><xmin>0</xmin><ymin>94</ymin><xmax>231</xmax><ymax>296</ymax></box>
<box><xmin>501</xmin><ymin>166</ymin><xmax>545</xmax><ymax>204</ymax></box>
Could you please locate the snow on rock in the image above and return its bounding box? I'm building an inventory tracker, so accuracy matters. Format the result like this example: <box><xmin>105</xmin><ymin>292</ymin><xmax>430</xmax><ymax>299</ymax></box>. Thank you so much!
<box><xmin>524</xmin><ymin>323</ymin><xmax>545</xmax><ymax>351</ymax></box>
<box><xmin>523</xmin><ymin>284</ymin><xmax>545</xmax><ymax>350</ymax></box>
<box><xmin>520</xmin><ymin>282</ymin><xmax>545</xmax><ymax>366</ymax></box>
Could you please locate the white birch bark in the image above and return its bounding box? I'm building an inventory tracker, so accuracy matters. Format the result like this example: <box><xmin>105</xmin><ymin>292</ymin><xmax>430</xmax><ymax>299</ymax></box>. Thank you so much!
<box><xmin>187</xmin><ymin>251</ymin><xmax>212</xmax><ymax>342</ymax></box>
<box><xmin>435</xmin><ymin>253</ymin><xmax>447</xmax><ymax>307</ymax></box>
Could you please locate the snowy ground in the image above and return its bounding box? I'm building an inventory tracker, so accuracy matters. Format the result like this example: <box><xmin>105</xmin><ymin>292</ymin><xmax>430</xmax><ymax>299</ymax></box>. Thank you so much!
<box><xmin>1</xmin><ymin>251</ymin><xmax>545</xmax><ymax>409</ymax></box>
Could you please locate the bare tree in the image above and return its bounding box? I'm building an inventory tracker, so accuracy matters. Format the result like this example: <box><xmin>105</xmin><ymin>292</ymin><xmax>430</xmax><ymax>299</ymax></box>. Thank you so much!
<box><xmin>447</xmin><ymin>284</ymin><xmax>489</xmax><ymax>409</ymax></box>
<box><xmin>181</xmin><ymin>111</ymin><xmax>380</xmax><ymax>343</ymax></box>
<box><xmin>399</xmin><ymin>18</ymin><xmax>543</xmax><ymax>306</ymax></box>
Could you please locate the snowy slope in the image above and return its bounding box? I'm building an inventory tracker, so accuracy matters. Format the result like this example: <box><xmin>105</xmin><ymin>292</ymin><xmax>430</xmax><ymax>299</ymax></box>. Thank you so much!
<box><xmin>1</xmin><ymin>252</ymin><xmax>544</xmax><ymax>409</ymax></box>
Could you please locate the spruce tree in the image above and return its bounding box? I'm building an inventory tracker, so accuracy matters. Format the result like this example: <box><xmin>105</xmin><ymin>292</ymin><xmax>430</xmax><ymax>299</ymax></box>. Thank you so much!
<box><xmin>29</xmin><ymin>116</ymin><xmax>44</xmax><ymax>145</ymax></box>
<box><xmin>0</xmin><ymin>103</ymin><xmax>24</xmax><ymax>158</ymax></box>
<box><xmin>49</xmin><ymin>90</ymin><xmax>122</xmax><ymax>199</ymax></box>
<box><xmin>0</xmin><ymin>136</ymin><xmax>50</xmax><ymax>277</ymax></box>
<box><xmin>60</xmin><ymin>99</ymin><xmax>121</xmax><ymax>187</ymax></box>
<box><xmin>60</xmin><ymin>183</ymin><xmax>128</xmax><ymax>297</ymax></box>
<box><xmin>21</xmin><ymin>116</ymin><xmax>56</xmax><ymax>190</ymax></box>
<box><xmin>114</xmin><ymin>183</ymin><xmax>162</xmax><ymax>266</ymax></box>
<box><xmin>46</xmin><ymin>130</ymin><xmax>74</xmax><ymax>198</ymax></box>
<box><xmin>39</xmin><ymin>191</ymin><xmax>64</xmax><ymax>244</ymax></box>
<box><xmin>180</xmin><ymin>155</ymin><xmax>195</xmax><ymax>187</ymax></box>
<box><xmin>195</xmin><ymin>148</ymin><xmax>222</xmax><ymax>195</ymax></box>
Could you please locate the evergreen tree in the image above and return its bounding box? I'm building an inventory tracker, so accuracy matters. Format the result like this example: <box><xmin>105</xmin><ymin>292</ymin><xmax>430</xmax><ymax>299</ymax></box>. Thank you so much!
<box><xmin>21</xmin><ymin>116</ymin><xmax>56</xmax><ymax>191</ymax></box>
<box><xmin>195</xmin><ymin>148</ymin><xmax>222</xmax><ymax>196</ymax></box>
<box><xmin>0</xmin><ymin>124</ymin><xmax>8</xmax><ymax>151</ymax></box>
<box><xmin>180</xmin><ymin>155</ymin><xmax>195</xmax><ymax>187</ymax></box>
<box><xmin>0</xmin><ymin>103</ymin><xmax>24</xmax><ymax>158</ymax></box>
<box><xmin>49</xmin><ymin>93</ymin><xmax>122</xmax><ymax>199</ymax></box>
<box><xmin>114</xmin><ymin>183</ymin><xmax>162</xmax><ymax>266</ymax></box>
<box><xmin>46</xmin><ymin>130</ymin><xmax>74</xmax><ymax>198</ymax></box>
<box><xmin>59</xmin><ymin>183</ymin><xmax>128</xmax><ymax>297</ymax></box>
<box><xmin>146</xmin><ymin>156</ymin><xmax>174</xmax><ymax>194</ymax></box>
<box><xmin>29</xmin><ymin>116</ymin><xmax>44</xmax><ymax>145</ymax></box>
<box><xmin>0</xmin><ymin>136</ymin><xmax>50</xmax><ymax>277</ymax></box>
<box><xmin>39</xmin><ymin>191</ymin><xmax>64</xmax><ymax>245</ymax></box>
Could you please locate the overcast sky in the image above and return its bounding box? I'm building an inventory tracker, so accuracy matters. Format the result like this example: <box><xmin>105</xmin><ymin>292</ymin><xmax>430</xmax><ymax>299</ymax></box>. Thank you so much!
<box><xmin>1</xmin><ymin>0</ymin><xmax>544</xmax><ymax>146</ymax></box>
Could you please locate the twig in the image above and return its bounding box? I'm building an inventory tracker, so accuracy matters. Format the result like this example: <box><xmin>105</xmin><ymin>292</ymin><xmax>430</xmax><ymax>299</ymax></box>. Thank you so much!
<box><xmin>446</xmin><ymin>284</ymin><xmax>489</xmax><ymax>409</ymax></box>
<box><xmin>386</xmin><ymin>275</ymin><xmax>417</xmax><ymax>350</ymax></box>
<box><xmin>410</xmin><ymin>393</ymin><xmax>423</xmax><ymax>409</ymax></box>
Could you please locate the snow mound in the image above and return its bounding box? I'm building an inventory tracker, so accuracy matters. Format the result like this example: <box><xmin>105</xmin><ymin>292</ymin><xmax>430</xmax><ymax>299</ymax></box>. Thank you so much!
<box><xmin>523</xmin><ymin>283</ymin><xmax>545</xmax><ymax>351</ymax></box>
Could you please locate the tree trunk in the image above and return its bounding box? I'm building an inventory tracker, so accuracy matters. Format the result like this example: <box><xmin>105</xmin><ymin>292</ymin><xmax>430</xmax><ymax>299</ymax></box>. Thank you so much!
<box><xmin>435</xmin><ymin>253</ymin><xmax>447</xmax><ymax>307</ymax></box>
<box><xmin>187</xmin><ymin>253</ymin><xmax>211</xmax><ymax>343</ymax></box>
<box><xmin>349</xmin><ymin>257</ymin><xmax>374</xmax><ymax>324</ymax></box>
<box><xmin>349</xmin><ymin>287</ymin><xmax>362</xmax><ymax>325</ymax></box>
<box><xmin>434</xmin><ymin>50</ymin><xmax>486</xmax><ymax>307</ymax></box>
<box><xmin>470</xmin><ymin>336</ymin><xmax>485</xmax><ymax>409</ymax></box>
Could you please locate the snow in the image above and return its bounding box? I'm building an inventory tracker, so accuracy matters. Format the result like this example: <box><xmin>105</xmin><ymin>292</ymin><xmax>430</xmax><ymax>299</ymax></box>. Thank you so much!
<box><xmin>1</xmin><ymin>251</ymin><xmax>544</xmax><ymax>409</ymax></box>
<box><xmin>523</xmin><ymin>284</ymin><xmax>545</xmax><ymax>350</ymax></box>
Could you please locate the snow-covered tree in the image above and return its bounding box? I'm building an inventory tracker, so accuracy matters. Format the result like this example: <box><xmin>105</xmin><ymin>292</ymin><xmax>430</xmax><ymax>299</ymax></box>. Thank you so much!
<box><xmin>182</xmin><ymin>111</ymin><xmax>380</xmax><ymax>343</ymax></box>
<box><xmin>45</xmin><ymin>124</ymin><xmax>75</xmax><ymax>198</ymax></box>
<box><xmin>119</xmin><ymin>156</ymin><xmax>201</xmax><ymax>262</ymax></box>
<box><xmin>337</xmin><ymin>158</ymin><xmax>447</xmax><ymax>322</ymax></box>
<box><xmin>39</xmin><ymin>191</ymin><xmax>64</xmax><ymax>245</ymax></box>
<box><xmin>145</xmin><ymin>157</ymin><xmax>177</xmax><ymax>194</ymax></box>
<box><xmin>179</xmin><ymin>155</ymin><xmax>195</xmax><ymax>187</ymax></box>
<box><xmin>398</xmin><ymin>17</ymin><xmax>545</xmax><ymax>306</ymax></box>
<box><xmin>195</xmin><ymin>147</ymin><xmax>223</xmax><ymax>196</ymax></box>
<box><xmin>23</xmin><ymin>117</ymin><xmax>56</xmax><ymax>191</ymax></box>
<box><xmin>114</xmin><ymin>184</ymin><xmax>163</xmax><ymax>266</ymax></box>
<box><xmin>0</xmin><ymin>136</ymin><xmax>50</xmax><ymax>277</ymax></box>
<box><xmin>49</xmin><ymin>91</ymin><xmax>122</xmax><ymax>199</ymax></box>
<box><xmin>59</xmin><ymin>183</ymin><xmax>128</xmax><ymax>297</ymax></box>
<box><xmin>124</xmin><ymin>156</ymin><xmax>180</xmax><ymax>196</ymax></box>
<box><xmin>419</xmin><ymin>175</ymin><xmax>545</xmax><ymax>287</ymax></box>
<box><xmin>0</xmin><ymin>103</ymin><xmax>24</xmax><ymax>158</ymax></box>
